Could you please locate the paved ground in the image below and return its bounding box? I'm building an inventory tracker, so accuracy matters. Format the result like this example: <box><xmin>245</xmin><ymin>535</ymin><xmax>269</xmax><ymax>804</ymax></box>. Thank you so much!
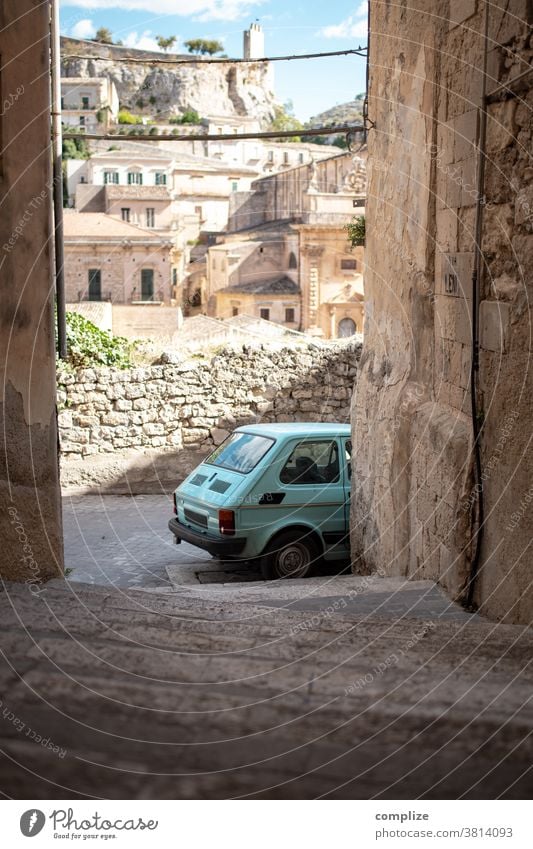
<box><xmin>63</xmin><ymin>494</ymin><xmax>263</xmax><ymax>589</ymax></box>
<box><xmin>0</xmin><ymin>495</ymin><xmax>529</xmax><ymax>799</ymax></box>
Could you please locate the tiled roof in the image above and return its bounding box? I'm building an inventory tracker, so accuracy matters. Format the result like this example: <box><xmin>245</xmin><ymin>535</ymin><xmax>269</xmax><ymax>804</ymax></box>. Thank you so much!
<box><xmin>63</xmin><ymin>212</ymin><xmax>164</xmax><ymax>241</ymax></box>
<box><xmin>223</xmin><ymin>275</ymin><xmax>300</xmax><ymax>295</ymax></box>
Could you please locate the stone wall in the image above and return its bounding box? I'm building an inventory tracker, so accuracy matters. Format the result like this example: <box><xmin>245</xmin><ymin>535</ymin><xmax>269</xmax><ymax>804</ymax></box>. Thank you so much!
<box><xmin>0</xmin><ymin>1</ymin><xmax>63</xmax><ymax>582</ymax></box>
<box><xmin>58</xmin><ymin>342</ymin><xmax>360</xmax><ymax>492</ymax></box>
<box><xmin>353</xmin><ymin>0</ymin><xmax>533</xmax><ymax>624</ymax></box>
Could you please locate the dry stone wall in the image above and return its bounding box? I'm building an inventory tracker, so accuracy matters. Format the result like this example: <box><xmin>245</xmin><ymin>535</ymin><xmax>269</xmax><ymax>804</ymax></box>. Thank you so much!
<box><xmin>58</xmin><ymin>342</ymin><xmax>360</xmax><ymax>492</ymax></box>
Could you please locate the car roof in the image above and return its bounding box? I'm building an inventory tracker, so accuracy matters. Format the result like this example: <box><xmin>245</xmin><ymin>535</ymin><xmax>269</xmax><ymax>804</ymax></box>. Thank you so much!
<box><xmin>235</xmin><ymin>422</ymin><xmax>351</xmax><ymax>438</ymax></box>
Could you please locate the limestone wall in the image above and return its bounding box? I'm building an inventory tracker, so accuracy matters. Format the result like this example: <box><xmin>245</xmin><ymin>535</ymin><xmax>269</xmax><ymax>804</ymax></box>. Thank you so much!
<box><xmin>0</xmin><ymin>1</ymin><xmax>63</xmax><ymax>582</ymax></box>
<box><xmin>353</xmin><ymin>0</ymin><xmax>533</xmax><ymax>623</ymax></box>
<box><xmin>58</xmin><ymin>342</ymin><xmax>360</xmax><ymax>492</ymax></box>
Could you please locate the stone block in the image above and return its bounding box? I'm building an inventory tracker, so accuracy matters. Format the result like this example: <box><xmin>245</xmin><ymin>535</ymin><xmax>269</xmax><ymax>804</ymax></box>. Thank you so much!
<box><xmin>479</xmin><ymin>300</ymin><xmax>510</xmax><ymax>352</ymax></box>
<box><xmin>124</xmin><ymin>385</ymin><xmax>145</xmax><ymax>400</ymax></box>
<box><xmin>449</xmin><ymin>0</ymin><xmax>476</xmax><ymax>28</ymax></box>
<box><xmin>142</xmin><ymin>423</ymin><xmax>165</xmax><ymax>437</ymax></box>
<box><xmin>453</xmin><ymin>111</ymin><xmax>479</xmax><ymax>162</ymax></box>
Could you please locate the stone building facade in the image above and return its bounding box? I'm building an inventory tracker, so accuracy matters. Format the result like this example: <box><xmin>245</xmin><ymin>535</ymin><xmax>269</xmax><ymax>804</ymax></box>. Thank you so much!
<box><xmin>353</xmin><ymin>0</ymin><xmax>533</xmax><ymax>623</ymax></box>
<box><xmin>63</xmin><ymin>212</ymin><xmax>175</xmax><ymax>304</ymax></box>
<box><xmin>0</xmin><ymin>0</ymin><xmax>63</xmax><ymax>581</ymax></box>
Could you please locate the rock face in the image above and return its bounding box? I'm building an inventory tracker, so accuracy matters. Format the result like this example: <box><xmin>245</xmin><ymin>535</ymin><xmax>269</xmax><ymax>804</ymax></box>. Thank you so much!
<box><xmin>60</xmin><ymin>37</ymin><xmax>276</xmax><ymax>125</ymax></box>
<box><xmin>57</xmin><ymin>342</ymin><xmax>361</xmax><ymax>489</ymax></box>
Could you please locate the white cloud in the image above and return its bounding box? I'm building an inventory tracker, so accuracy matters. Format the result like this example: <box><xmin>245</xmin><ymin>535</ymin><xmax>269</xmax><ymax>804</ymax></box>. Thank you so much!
<box><xmin>65</xmin><ymin>0</ymin><xmax>261</xmax><ymax>21</ymax></box>
<box><xmin>71</xmin><ymin>19</ymin><xmax>96</xmax><ymax>40</ymax></box>
<box><xmin>320</xmin><ymin>3</ymin><xmax>368</xmax><ymax>40</ymax></box>
<box><xmin>123</xmin><ymin>30</ymin><xmax>166</xmax><ymax>51</ymax></box>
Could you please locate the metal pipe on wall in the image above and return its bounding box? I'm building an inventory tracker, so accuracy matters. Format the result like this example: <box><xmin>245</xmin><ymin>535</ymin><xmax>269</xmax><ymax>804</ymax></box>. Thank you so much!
<box><xmin>50</xmin><ymin>0</ymin><xmax>67</xmax><ymax>358</ymax></box>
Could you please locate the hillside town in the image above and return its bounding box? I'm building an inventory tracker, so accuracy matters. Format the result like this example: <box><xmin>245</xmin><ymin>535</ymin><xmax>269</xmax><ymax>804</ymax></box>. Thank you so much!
<box><xmin>3</xmin><ymin>0</ymin><xmax>533</xmax><ymax>816</ymax></box>
<box><xmin>60</xmin><ymin>24</ymin><xmax>366</xmax><ymax>348</ymax></box>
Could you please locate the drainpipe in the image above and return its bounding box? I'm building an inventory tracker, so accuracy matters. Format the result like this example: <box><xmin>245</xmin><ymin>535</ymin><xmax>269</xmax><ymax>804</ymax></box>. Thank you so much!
<box><xmin>50</xmin><ymin>0</ymin><xmax>67</xmax><ymax>358</ymax></box>
<box><xmin>466</xmin><ymin>0</ymin><xmax>490</xmax><ymax>608</ymax></box>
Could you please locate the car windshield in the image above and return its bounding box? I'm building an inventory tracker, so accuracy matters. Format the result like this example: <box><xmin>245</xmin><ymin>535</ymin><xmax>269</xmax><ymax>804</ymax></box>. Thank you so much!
<box><xmin>205</xmin><ymin>432</ymin><xmax>275</xmax><ymax>474</ymax></box>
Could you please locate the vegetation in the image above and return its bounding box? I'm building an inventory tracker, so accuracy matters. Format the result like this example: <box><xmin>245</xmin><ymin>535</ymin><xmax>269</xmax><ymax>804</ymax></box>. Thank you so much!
<box><xmin>62</xmin><ymin>137</ymin><xmax>89</xmax><ymax>160</ymax></box>
<box><xmin>346</xmin><ymin>215</ymin><xmax>365</xmax><ymax>248</ymax></box>
<box><xmin>64</xmin><ymin>313</ymin><xmax>133</xmax><ymax>369</ymax></box>
<box><xmin>184</xmin><ymin>38</ymin><xmax>224</xmax><ymax>55</ymax></box>
<box><xmin>156</xmin><ymin>35</ymin><xmax>177</xmax><ymax>52</ymax></box>
<box><xmin>268</xmin><ymin>101</ymin><xmax>303</xmax><ymax>141</ymax></box>
<box><xmin>92</xmin><ymin>27</ymin><xmax>114</xmax><ymax>45</ymax></box>
<box><xmin>169</xmin><ymin>110</ymin><xmax>201</xmax><ymax>125</ymax></box>
<box><xmin>118</xmin><ymin>109</ymin><xmax>143</xmax><ymax>125</ymax></box>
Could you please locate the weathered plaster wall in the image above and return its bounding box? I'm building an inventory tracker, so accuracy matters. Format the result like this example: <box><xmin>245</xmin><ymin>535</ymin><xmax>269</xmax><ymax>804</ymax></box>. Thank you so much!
<box><xmin>0</xmin><ymin>1</ymin><xmax>63</xmax><ymax>582</ymax></box>
<box><xmin>352</xmin><ymin>0</ymin><xmax>533</xmax><ymax>623</ymax></box>
<box><xmin>58</xmin><ymin>343</ymin><xmax>360</xmax><ymax>492</ymax></box>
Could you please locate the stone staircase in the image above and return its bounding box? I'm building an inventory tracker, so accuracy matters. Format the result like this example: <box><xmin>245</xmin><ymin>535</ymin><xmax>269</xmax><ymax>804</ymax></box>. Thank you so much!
<box><xmin>0</xmin><ymin>578</ymin><xmax>532</xmax><ymax>799</ymax></box>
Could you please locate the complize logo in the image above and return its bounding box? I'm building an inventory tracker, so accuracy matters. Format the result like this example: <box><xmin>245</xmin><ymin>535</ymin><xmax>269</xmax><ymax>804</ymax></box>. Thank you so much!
<box><xmin>20</xmin><ymin>810</ymin><xmax>46</xmax><ymax>837</ymax></box>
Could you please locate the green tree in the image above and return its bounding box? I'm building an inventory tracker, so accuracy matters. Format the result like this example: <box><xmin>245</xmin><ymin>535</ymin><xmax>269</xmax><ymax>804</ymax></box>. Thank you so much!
<box><xmin>93</xmin><ymin>27</ymin><xmax>113</xmax><ymax>44</ymax></box>
<box><xmin>268</xmin><ymin>101</ymin><xmax>303</xmax><ymax>141</ymax></box>
<box><xmin>346</xmin><ymin>215</ymin><xmax>365</xmax><ymax>248</ymax></box>
<box><xmin>156</xmin><ymin>35</ymin><xmax>177</xmax><ymax>52</ymax></box>
<box><xmin>184</xmin><ymin>38</ymin><xmax>224</xmax><ymax>55</ymax></box>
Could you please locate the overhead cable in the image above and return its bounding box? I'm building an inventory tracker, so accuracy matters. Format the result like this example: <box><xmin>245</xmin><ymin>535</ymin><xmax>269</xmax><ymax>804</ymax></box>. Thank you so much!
<box><xmin>62</xmin><ymin>124</ymin><xmax>365</xmax><ymax>143</ymax></box>
<box><xmin>61</xmin><ymin>47</ymin><xmax>367</xmax><ymax>66</ymax></box>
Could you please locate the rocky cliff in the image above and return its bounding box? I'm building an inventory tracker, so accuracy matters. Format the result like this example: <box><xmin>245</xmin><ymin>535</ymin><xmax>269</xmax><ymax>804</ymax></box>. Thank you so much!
<box><xmin>60</xmin><ymin>37</ymin><xmax>276</xmax><ymax>126</ymax></box>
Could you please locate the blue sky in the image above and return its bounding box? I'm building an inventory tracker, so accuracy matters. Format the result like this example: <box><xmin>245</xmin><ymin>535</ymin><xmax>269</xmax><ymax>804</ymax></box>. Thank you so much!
<box><xmin>60</xmin><ymin>0</ymin><xmax>368</xmax><ymax>121</ymax></box>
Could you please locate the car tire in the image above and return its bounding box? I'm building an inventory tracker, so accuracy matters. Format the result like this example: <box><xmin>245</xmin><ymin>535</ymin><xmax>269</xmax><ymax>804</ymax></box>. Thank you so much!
<box><xmin>260</xmin><ymin>529</ymin><xmax>320</xmax><ymax>580</ymax></box>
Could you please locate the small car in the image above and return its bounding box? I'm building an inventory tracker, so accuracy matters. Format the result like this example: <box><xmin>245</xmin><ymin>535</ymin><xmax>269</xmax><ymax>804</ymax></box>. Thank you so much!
<box><xmin>168</xmin><ymin>422</ymin><xmax>352</xmax><ymax>579</ymax></box>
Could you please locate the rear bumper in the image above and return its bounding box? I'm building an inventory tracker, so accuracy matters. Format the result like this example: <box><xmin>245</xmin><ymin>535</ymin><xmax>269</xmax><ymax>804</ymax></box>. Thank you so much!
<box><xmin>168</xmin><ymin>517</ymin><xmax>247</xmax><ymax>558</ymax></box>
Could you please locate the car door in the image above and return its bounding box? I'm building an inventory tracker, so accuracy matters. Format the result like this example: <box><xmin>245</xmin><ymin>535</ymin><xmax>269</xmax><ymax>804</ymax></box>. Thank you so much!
<box><xmin>277</xmin><ymin>437</ymin><xmax>347</xmax><ymax>553</ymax></box>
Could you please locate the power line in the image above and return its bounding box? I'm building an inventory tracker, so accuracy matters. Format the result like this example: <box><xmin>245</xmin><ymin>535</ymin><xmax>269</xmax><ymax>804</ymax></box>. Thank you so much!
<box><xmin>61</xmin><ymin>47</ymin><xmax>367</xmax><ymax>66</ymax></box>
<box><xmin>62</xmin><ymin>124</ymin><xmax>365</xmax><ymax>143</ymax></box>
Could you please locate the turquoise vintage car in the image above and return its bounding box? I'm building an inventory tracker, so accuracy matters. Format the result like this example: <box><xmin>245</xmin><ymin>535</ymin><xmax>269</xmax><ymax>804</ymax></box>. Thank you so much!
<box><xmin>168</xmin><ymin>422</ymin><xmax>352</xmax><ymax>579</ymax></box>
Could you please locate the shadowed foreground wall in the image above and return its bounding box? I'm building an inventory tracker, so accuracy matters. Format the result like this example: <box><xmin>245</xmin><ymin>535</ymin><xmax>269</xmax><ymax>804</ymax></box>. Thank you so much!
<box><xmin>0</xmin><ymin>1</ymin><xmax>63</xmax><ymax>581</ymax></box>
<box><xmin>352</xmin><ymin>0</ymin><xmax>532</xmax><ymax>623</ymax></box>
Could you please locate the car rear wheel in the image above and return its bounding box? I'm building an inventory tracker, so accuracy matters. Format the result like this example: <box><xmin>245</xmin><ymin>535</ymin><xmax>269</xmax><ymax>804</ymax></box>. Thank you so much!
<box><xmin>260</xmin><ymin>530</ymin><xmax>320</xmax><ymax>580</ymax></box>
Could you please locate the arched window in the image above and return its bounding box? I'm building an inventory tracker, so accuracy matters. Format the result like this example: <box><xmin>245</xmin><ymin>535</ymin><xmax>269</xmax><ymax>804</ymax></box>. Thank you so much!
<box><xmin>338</xmin><ymin>317</ymin><xmax>356</xmax><ymax>337</ymax></box>
<box><xmin>288</xmin><ymin>251</ymin><xmax>298</xmax><ymax>269</ymax></box>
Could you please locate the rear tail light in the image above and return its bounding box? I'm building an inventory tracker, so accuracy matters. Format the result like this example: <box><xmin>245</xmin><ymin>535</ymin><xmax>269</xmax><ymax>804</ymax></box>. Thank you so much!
<box><xmin>218</xmin><ymin>509</ymin><xmax>235</xmax><ymax>536</ymax></box>
<box><xmin>173</xmin><ymin>492</ymin><xmax>178</xmax><ymax>515</ymax></box>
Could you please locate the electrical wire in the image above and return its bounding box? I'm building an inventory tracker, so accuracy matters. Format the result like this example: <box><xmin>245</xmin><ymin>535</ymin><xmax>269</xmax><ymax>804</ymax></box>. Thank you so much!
<box><xmin>61</xmin><ymin>47</ymin><xmax>367</xmax><ymax>66</ymax></box>
<box><xmin>62</xmin><ymin>123</ymin><xmax>365</xmax><ymax>143</ymax></box>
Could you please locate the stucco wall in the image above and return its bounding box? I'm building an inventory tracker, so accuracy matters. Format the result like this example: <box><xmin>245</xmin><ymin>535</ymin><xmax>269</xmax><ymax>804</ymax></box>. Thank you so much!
<box><xmin>353</xmin><ymin>0</ymin><xmax>533</xmax><ymax>623</ymax></box>
<box><xmin>0</xmin><ymin>1</ymin><xmax>63</xmax><ymax>582</ymax></box>
<box><xmin>58</xmin><ymin>342</ymin><xmax>360</xmax><ymax>491</ymax></box>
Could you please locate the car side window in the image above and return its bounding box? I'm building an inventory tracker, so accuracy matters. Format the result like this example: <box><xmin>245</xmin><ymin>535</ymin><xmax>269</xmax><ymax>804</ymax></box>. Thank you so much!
<box><xmin>345</xmin><ymin>439</ymin><xmax>352</xmax><ymax>478</ymax></box>
<box><xmin>280</xmin><ymin>440</ymin><xmax>340</xmax><ymax>485</ymax></box>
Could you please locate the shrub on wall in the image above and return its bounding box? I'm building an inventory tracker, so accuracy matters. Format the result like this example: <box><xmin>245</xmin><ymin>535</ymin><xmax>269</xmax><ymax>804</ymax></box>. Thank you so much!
<box><xmin>64</xmin><ymin>312</ymin><xmax>133</xmax><ymax>369</ymax></box>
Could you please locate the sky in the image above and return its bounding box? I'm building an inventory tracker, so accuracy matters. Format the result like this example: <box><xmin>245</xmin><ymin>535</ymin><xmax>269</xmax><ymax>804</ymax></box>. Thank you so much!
<box><xmin>59</xmin><ymin>0</ymin><xmax>368</xmax><ymax>121</ymax></box>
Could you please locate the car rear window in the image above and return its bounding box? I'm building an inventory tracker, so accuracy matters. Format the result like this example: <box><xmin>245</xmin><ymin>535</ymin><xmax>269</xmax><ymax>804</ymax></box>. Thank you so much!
<box><xmin>205</xmin><ymin>432</ymin><xmax>275</xmax><ymax>474</ymax></box>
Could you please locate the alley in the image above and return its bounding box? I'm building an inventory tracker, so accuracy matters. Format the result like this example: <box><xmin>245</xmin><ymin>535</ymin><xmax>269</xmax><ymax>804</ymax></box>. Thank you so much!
<box><xmin>0</xmin><ymin>496</ymin><xmax>531</xmax><ymax>799</ymax></box>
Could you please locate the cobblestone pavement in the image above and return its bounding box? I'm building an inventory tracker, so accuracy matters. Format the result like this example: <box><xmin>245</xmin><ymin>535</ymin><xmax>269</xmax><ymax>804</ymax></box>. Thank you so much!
<box><xmin>0</xmin><ymin>495</ymin><xmax>528</xmax><ymax>799</ymax></box>
<box><xmin>63</xmin><ymin>494</ymin><xmax>259</xmax><ymax>589</ymax></box>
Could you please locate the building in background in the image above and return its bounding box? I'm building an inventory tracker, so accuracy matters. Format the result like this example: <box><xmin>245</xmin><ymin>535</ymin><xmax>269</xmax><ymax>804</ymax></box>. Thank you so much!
<box><xmin>61</xmin><ymin>77</ymin><xmax>119</xmax><ymax>133</ymax></box>
<box><xmin>63</xmin><ymin>212</ymin><xmax>175</xmax><ymax>304</ymax></box>
<box><xmin>203</xmin><ymin>151</ymin><xmax>366</xmax><ymax>337</ymax></box>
